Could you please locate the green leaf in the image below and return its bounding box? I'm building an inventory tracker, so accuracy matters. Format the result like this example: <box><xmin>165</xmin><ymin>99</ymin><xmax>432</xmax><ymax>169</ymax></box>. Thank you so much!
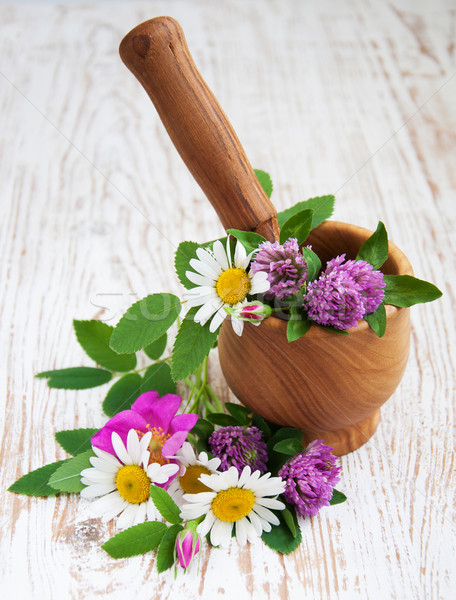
<box><xmin>277</xmin><ymin>195</ymin><xmax>335</xmax><ymax>229</ymax></box>
<box><xmin>225</xmin><ymin>402</ymin><xmax>251</xmax><ymax>426</ymax></box>
<box><xmin>103</xmin><ymin>373</ymin><xmax>142</xmax><ymax>417</ymax></box>
<box><xmin>279</xmin><ymin>209</ymin><xmax>314</xmax><ymax>245</ymax></box>
<box><xmin>383</xmin><ymin>275</ymin><xmax>442</xmax><ymax>307</ymax></box>
<box><xmin>36</xmin><ymin>367</ymin><xmax>112</xmax><ymax>389</ymax></box>
<box><xmin>141</xmin><ymin>362</ymin><xmax>176</xmax><ymax>396</ymax></box>
<box><xmin>267</xmin><ymin>427</ymin><xmax>304</xmax><ymax>472</ymax></box>
<box><xmin>301</xmin><ymin>246</ymin><xmax>321</xmax><ymax>281</ymax></box>
<box><xmin>316</xmin><ymin>324</ymin><xmax>350</xmax><ymax>336</ymax></box>
<box><xmin>261</xmin><ymin>510</ymin><xmax>302</xmax><ymax>554</ymax></box>
<box><xmin>251</xmin><ymin>414</ymin><xmax>272</xmax><ymax>440</ymax></box>
<box><xmin>282</xmin><ymin>507</ymin><xmax>297</xmax><ymax>537</ymax></box>
<box><xmin>356</xmin><ymin>221</ymin><xmax>389</xmax><ymax>269</ymax></box>
<box><xmin>149</xmin><ymin>485</ymin><xmax>182</xmax><ymax>525</ymax></box>
<box><xmin>73</xmin><ymin>320</ymin><xmax>136</xmax><ymax>372</ymax></box>
<box><xmin>55</xmin><ymin>428</ymin><xmax>98</xmax><ymax>456</ymax></box>
<box><xmin>8</xmin><ymin>460</ymin><xmax>68</xmax><ymax>496</ymax></box>
<box><xmin>330</xmin><ymin>489</ymin><xmax>347</xmax><ymax>505</ymax></box>
<box><xmin>273</xmin><ymin>438</ymin><xmax>305</xmax><ymax>455</ymax></box>
<box><xmin>48</xmin><ymin>450</ymin><xmax>94</xmax><ymax>493</ymax></box>
<box><xmin>171</xmin><ymin>308</ymin><xmax>219</xmax><ymax>382</ymax></box>
<box><xmin>144</xmin><ymin>333</ymin><xmax>167</xmax><ymax>360</ymax></box>
<box><xmin>156</xmin><ymin>524</ymin><xmax>183</xmax><ymax>573</ymax></box>
<box><xmin>365</xmin><ymin>303</ymin><xmax>387</xmax><ymax>337</ymax></box>
<box><xmin>226</xmin><ymin>229</ymin><xmax>266</xmax><ymax>255</ymax></box>
<box><xmin>102</xmin><ymin>522</ymin><xmax>168</xmax><ymax>558</ymax></box>
<box><xmin>287</xmin><ymin>309</ymin><xmax>311</xmax><ymax>342</ymax></box>
<box><xmin>206</xmin><ymin>413</ymin><xmax>240</xmax><ymax>427</ymax></box>
<box><xmin>174</xmin><ymin>241</ymin><xmax>200</xmax><ymax>289</ymax></box>
<box><xmin>254</xmin><ymin>169</ymin><xmax>273</xmax><ymax>198</ymax></box>
<box><xmin>110</xmin><ymin>294</ymin><xmax>182</xmax><ymax>354</ymax></box>
<box><xmin>191</xmin><ymin>418</ymin><xmax>215</xmax><ymax>441</ymax></box>
<box><xmin>269</xmin><ymin>427</ymin><xmax>304</xmax><ymax>446</ymax></box>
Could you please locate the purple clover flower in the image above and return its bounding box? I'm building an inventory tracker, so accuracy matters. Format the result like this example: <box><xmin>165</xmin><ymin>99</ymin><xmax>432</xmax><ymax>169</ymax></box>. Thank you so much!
<box><xmin>208</xmin><ymin>425</ymin><xmax>268</xmax><ymax>474</ymax></box>
<box><xmin>251</xmin><ymin>238</ymin><xmax>308</xmax><ymax>301</ymax></box>
<box><xmin>278</xmin><ymin>440</ymin><xmax>341</xmax><ymax>517</ymax></box>
<box><xmin>304</xmin><ymin>254</ymin><xmax>386</xmax><ymax>330</ymax></box>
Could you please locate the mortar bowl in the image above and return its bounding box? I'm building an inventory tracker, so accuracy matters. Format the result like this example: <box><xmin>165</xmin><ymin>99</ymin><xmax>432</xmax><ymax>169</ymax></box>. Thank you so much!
<box><xmin>218</xmin><ymin>221</ymin><xmax>414</xmax><ymax>456</ymax></box>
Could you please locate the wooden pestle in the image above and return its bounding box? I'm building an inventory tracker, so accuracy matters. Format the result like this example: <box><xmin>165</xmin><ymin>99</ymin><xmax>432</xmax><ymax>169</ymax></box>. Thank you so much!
<box><xmin>119</xmin><ymin>16</ymin><xmax>280</xmax><ymax>241</ymax></box>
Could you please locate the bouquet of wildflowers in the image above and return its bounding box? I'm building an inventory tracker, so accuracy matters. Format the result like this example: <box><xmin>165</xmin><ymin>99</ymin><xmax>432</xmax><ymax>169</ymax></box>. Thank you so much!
<box><xmin>9</xmin><ymin>172</ymin><xmax>441</xmax><ymax>572</ymax></box>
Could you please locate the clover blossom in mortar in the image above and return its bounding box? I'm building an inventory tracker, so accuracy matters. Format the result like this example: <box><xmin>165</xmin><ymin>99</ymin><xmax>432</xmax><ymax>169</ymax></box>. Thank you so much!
<box><xmin>305</xmin><ymin>254</ymin><xmax>386</xmax><ymax>330</ymax></box>
<box><xmin>250</xmin><ymin>238</ymin><xmax>309</xmax><ymax>300</ymax></box>
<box><xmin>91</xmin><ymin>391</ymin><xmax>198</xmax><ymax>480</ymax></box>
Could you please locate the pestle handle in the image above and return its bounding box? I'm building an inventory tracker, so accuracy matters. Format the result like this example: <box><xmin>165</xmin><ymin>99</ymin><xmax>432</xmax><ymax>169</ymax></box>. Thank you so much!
<box><xmin>119</xmin><ymin>16</ymin><xmax>280</xmax><ymax>241</ymax></box>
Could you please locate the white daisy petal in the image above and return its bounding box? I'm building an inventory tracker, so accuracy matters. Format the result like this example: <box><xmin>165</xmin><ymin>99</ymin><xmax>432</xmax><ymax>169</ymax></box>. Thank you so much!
<box><xmin>247</xmin><ymin>510</ymin><xmax>264</xmax><ymax>535</ymax></box>
<box><xmin>236</xmin><ymin>518</ymin><xmax>248</xmax><ymax>546</ymax></box>
<box><xmin>182</xmin><ymin>492</ymin><xmax>215</xmax><ymax>504</ymax></box>
<box><xmin>199</xmin><ymin>473</ymin><xmax>226</xmax><ymax>492</ymax></box>
<box><xmin>252</xmin><ymin>504</ymin><xmax>280</xmax><ymax>526</ymax></box>
<box><xmin>89</xmin><ymin>456</ymin><xmax>119</xmax><ymax>473</ymax></box>
<box><xmin>181</xmin><ymin>505</ymin><xmax>208</xmax><ymax>521</ymax></box>
<box><xmin>132</xmin><ymin>502</ymin><xmax>147</xmax><ymax>526</ymax></box>
<box><xmin>117</xmin><ymin>503</ymin><xmax>140</xmax><ymax>529</ymax></box>
<box><xmin>126</xmin><ymin>430</ymin><xmax>141</xmax><ymax>464</ymax></box>
<box><xmin>80</xmin><ymin>482</ymin><xmax>117</xmax><ymax>499</ymax></box>
<box><xmin>206</xmin><ymin>457</ymin><xmax>222</xmax><ymax>470</ymax></box>
<box><xmin>80</xmin><ymin>468</ymin><xmax>115</xmax><ymax>482</ymax></box>
<box><xmin>194</xmin><ymin>299</ymin><xmax>222</xmax><ymax>326</ymax></box>
<box><xmin>138</xmin><ymin>431</ymin><xmax>152</xmax><ymax>454</ymax></box>
<box><xmin>234</xmin><ymin>241</ymin><xmax>247</xmax><ymax>269</ymax></box>
<box><xmin>92</xmin><ymin>446</ymin><xmax>123</xmax><ymax>467</ymax></box>
<box><xmin>255</xmin><ymin>497</ymin><xmax>286</xmax><ymax>511</ymax></box>
<box><xmin>189</xmin><ymin>257</ymin><xmax>220</xmax><ymax>279</ymax></box>
<box><xmin>212</xmin><ymin>240</ymin><xmax>229</xmax><ymax>270</ymax></box>
<box><xmin>238</xmin><ymin>466</ymin><xmax>252</xmax><ymax>488</ymax></box>
<box><xmin>225</xmin><ymin>237</ymin><xmax>233</xmax><ymax>268</ymax></box>
<box><xmin>111</xmin><ymin>432</ymin><xmax>132</xmax><ymax>465</ymax></box>
<box><xmin>186</xmin><ymin>270</ymin><xmax>212</xmax><ymax>287</ymax></box>
<box><xmin>250</xmin><ymin>271</ymin><xmax>270</xmax><ymax>295</ymax></box>
<box><xmin>89</xmin><ymin>491</ymin><xmax>128</xmax><ymax>520</ymax></box>
<box><xmin>196</xmin><ymin>247</ymin><xmax>223</xmax><ymax>275</ymax></box>
<box><xmin>209</xmin><ymin>306</ymin><xmax>227</xmax><ymax>332</ymax></box>
<box><xmin>148</xmin><ymin>463</ymin><xmax>179</xmax><ymax>484</ymax></box>
<box><xmin>211</xmin><ymin>519</ymin><xmax>233</xmax><ymax>548</ymax></box>
<box><xmin>231</xmin><ymin>316</ymin><xmax>244</xmax><ymax>336</ymax></box>
<box><xmin>244</xmin><ymin>518</ymin><xmax>260</xmax><ymax>543</ymax></box>
<box><xmin>146</xmin><ymin>498</ymin><xmax>158</xmax><ymax>521</ymax></box>
<box><xmin>197</xmin><ymin>510</ymin><xmax>217</xmax><ymax>537</ymax></box>
<box><xmin>178</xmin><ymin>442</ymin><xmax>196</xmax><ymax>466</ymax></box>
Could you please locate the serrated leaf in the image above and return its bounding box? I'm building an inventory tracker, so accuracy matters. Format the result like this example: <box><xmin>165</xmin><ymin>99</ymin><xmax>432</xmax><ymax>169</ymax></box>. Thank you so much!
<box><xmin>174</xmin><ymin>241</ymin><xmax>200</xmax><ymax>289</ymax></box>
<box><xmin>149</xmin><ymin>485</ymin><xmax>182</xmax><ymax>525</ymax></box>
<box><xmin>267</xmin><ymin>427</ymin><xmax>304</xmax><ymax>472</ymax></box>
<box><xmin>282</xmin><ymin>507</ymin><xmax>297</xmax><ymax>537</ymax></box>
<box><xmin>287</xmin><ymin>309</ymin><xmax>311</xmax><ymax>342</ymax></box>
<box><xmin>356</xmin><ymin>221</ymin><xmax>389</xmax><ymax>269</ymax></box>
<box><xmin>316</xmin><ymin>324</ymin><xmax>350</xmax><ymax>335</ymax></box>
<box><xmin>225</xmin><ymin>402</ymin><xmax>251</xmax><ymax>425</ymax></box>
<box><xmin>329</xmin><ymin>489</ymin><xmax>347</xmax><ymax>505</ymax></box>
<box><xmin>365</xmin><ymin>303</ymin><xmax>387</xmax><ymax>337</ymax></box>
<box><xmin>144</xmin><ymin>333</ymin><xmax>167</xmax><ymax>360</ymax></box>
<box><xmin>277</xmin><ymin>195</ymin><xmax>334</xmax><ymax>229</ymax></box>
<box><xmin>273</xmin><ymin>438</ymin><xmax>305</xmax><ymax>455</ymax></box>
<box><xmin>206</xmin><ymin>413</ymin><xmax>240</xmax><ymax>427</ymax></box>
<box><xmin>73</xmin><ymin>320</ymin><xmax>136</xmax><ymax>372</ymax></box>
<box><xmin>8</xmin><ymin>460</ymin><xmax>68</xmax><ymax>496</ymax></box>
<box><xmin>171</xmin><ymin>308</ymin><xmax>219</xmax><ymax>382</ymax></box>
<box><xmin>55</xmin><ymin>428</ymin><xmax>98</xmax><ymax>456</ymax></box>
<box><xmin>102</xmin><ymin>522</ymin><xmax>167</xmax><ymax>558</ymax></box>
<box><xmin>103</xmin><ymin>373</ymin><xmax>142</xmax><ymax>417</ymax></box>
<box><xmin>110</xmin><ymin>294</ymin><xmax>181</xmax><ymax>354</ymax></box>
<box><xmin>279</xmin><ymin>209</ymin><xmax>314</xmax><ymax>245</ymax></box>
<box><xmin>251</xmin><ymin>414</ymin><xmax>272</xmax><ymax>440</ymax></box>
<box><xmin>156</xmin><ymin>524</ymin><xmax>183</xmax><ymax>573</ymax></box>
<box><xmin>383</xmin><ymin>275</ymin><xmax>442</xmax><ymax>307</ymax></box>
<box><xmin>301</xmin><ymin>246</ymin><xmax>322</xmax><ymax>281</ymax></box>
<box><xmin>141</xmin><ymin>362</ymin><xmax>176</xmax><ymax>396</ymax></box>
<box><xmin>254</xmin><ymin>169</ymin><xmax>273</xmax><ymax>198</ymax></box>
<box><xmin>48</xmin><ymin>450</ymin><xmax>94</xmax><ymax>493</ymax></box>
<box><xmin>190</xmin><ymin>418</ymin><xmax>215</xmax><ymax>441</ymax></box>
<box><xmin>36</xmin><ymin>367</ymin><xmax>112</xmax><ymax>389</ymax></box>
<box><xmin>226</xmin><ymin>229</ymin><xmax>266</xmax><ymax>255</ymax></box>
<box><xmin>261</xmin><ymin>510</ymin><xmax>302</xmax><ymax>554</ymax></box>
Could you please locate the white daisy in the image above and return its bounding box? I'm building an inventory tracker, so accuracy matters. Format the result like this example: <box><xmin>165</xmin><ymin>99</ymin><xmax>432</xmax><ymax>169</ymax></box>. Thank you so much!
<box><xmin>167</xmin><ymin>441</ymin><xmax>221</xmax><ymax>507</ymax></box>
<box><xmin>80</xmin><ymin>429</ymin><xmax>179</xmax><ymax>529</ymax></box>
<box><xmin>180</xmin><ymin>465</ymin><xmax>286</xmax><ymax>547</ymax></box>
<box><xmin>184</xmin><ymin>238</ymin><xmax>270</xmax><ymax>335</ymax></box>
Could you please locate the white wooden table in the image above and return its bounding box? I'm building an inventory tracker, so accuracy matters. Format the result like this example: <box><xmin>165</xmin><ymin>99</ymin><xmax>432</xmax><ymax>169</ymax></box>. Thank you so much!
<box><xmin>1</xmin><ymin>1</ymin><xmax>455</xmax><ymax>598</ymax></box>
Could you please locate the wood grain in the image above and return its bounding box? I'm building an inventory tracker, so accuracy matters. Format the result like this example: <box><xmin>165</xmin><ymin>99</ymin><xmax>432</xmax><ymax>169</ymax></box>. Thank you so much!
<box><xmin>1</xmin><ymin>1</ymin><xmax>455</xmax><ymax>599</ymax></box>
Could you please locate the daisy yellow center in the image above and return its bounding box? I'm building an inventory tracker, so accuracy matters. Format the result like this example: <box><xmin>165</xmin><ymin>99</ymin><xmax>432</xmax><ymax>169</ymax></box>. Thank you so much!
<box><xmin>179</xmin><ymin>465</ymin><xmax>212</xmax><ymax>494</ymax></box>
<box><xmin>116</xmin><ymin>465</ymin><xmax>151</xmax><ymax>504</ymax></box>
<box><xmin>141</xmin><ymin>426</ymin><xmax>171</xmax><ymax>465</ymax></box>
<box><xmin>211</xmin><ymin>487</ymin><xmax>255</xmax><ymax>522</ymax></box>
<box><xmin>216</xmin><ymin>268</ymin><xmax>251</xmax><ymax>305</ymax></box>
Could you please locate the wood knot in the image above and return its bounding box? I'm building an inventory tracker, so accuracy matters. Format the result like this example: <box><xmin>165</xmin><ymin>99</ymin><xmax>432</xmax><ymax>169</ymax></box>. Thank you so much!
<box><xmin>132</xmin><ymin>34</ymin><xmax>150</xmax><ymax>58</ymax></box>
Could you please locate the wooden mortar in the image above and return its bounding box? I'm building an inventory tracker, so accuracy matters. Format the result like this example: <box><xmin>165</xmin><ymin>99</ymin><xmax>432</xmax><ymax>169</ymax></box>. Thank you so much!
<box><xmin>120</xmin><ymin>17</ymin><xmax>413</xmax><ymax>455</ymax></box>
